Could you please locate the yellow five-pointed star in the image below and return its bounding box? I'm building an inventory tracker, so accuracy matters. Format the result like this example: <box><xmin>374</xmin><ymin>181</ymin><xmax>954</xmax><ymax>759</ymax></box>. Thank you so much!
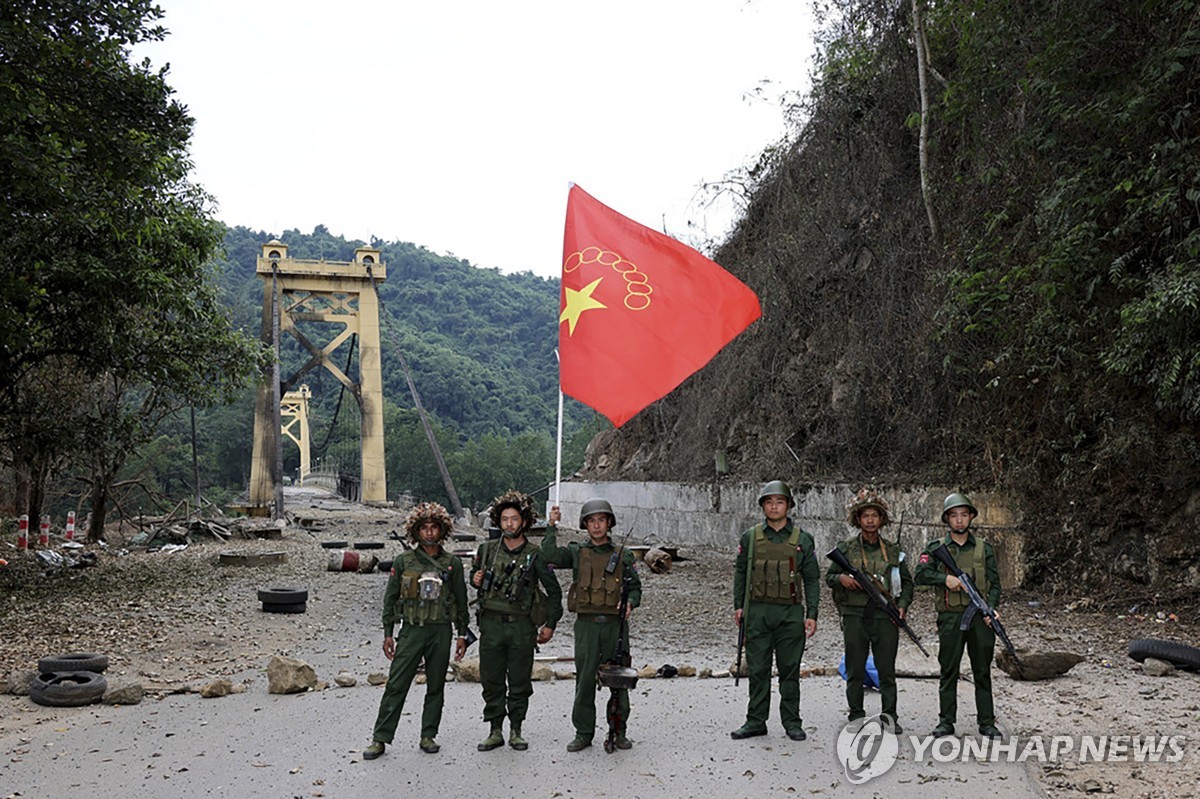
<box><xmin>559</xmin><ymin>277</ymin><xmax>607</xmax><ymax>335</ymax></box>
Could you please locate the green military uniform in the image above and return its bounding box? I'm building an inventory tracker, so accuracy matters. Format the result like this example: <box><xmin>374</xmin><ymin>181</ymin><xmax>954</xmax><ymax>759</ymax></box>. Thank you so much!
<box><xmin>472</xmin><ymin>537</ymin><xmax>563</xmax><ymax>734</ymax></box>
<box><xmin>826</xmin><ymin>534</ymin><xmax>914</xmax><ymax>723</ymax></box>
<box><xmin>732</xmin><ymin>521</ymin><xmax>820</xmax><ymax>736</ymax></box>
<box><xmin>370</xmin><ymin>546</ymin><xmax>469</xmax><ymax>745</ymax></box>
<box><xmin>541</xmin><ymin>526</ymin><xmax>641</xmax><ymax>743</ymax></box>
<box><xmin>914</xmin><ymin>532</ymin><xmax>1002</xmax><ymax>731</ymax></box>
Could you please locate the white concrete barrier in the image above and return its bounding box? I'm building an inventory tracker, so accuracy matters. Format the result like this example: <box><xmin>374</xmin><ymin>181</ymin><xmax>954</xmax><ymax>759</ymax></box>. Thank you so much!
<box><xmin>556</xmin><ymin>481</ymin><xmax>1025</xmax><ymax>586</ymax></box>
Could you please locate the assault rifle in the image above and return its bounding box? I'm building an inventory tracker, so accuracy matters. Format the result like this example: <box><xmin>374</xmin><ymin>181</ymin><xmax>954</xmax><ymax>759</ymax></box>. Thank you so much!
<box><xmin>734</xmin><ymin>617</ymin><xmax>745</xmax><ymax>687</ymax></box>
<box><xmin>827</xmin><ymin>547</ymin><xmax>930</xmax><ymax>657</ymax></box>
<box><xmin>928</xmin><ymin>543</ymin><xmax>1025</xmax><ymax>677</ymax></box>
<box><xmin>506</xmin><ymin>552</ymin><xmax>537</xmax><ymax>603</ymax></box>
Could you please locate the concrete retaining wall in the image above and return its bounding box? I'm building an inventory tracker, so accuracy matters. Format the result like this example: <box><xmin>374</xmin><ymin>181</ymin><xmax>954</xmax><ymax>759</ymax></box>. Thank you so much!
<box><xmin>556</xmin><ymin>480</ymin><xmax>1026</xmax><ymax>587</ymax></box>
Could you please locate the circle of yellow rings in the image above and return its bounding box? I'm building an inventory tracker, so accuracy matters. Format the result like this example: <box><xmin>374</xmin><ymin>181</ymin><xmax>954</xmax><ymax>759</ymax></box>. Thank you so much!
<box><xmin>562</xmin><ymin>247</ymin><xmax>653</xmax><ymax>311</ymax></box>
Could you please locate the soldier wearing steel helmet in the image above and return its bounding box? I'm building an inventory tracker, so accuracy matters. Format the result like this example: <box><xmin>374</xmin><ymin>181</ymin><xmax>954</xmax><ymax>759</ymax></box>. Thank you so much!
<box><xmin>826</xmin><ymin>487</ymin><xmax>914</xmax><ymax>731</ymax></box>
<box><xmin>542</xmin><ymin>498</ymin><xmax>642</xmax><ymax>752</ymax></box>
<box><xmin>470</xmin><ymin>490</ymin><xmax>563</xmax><ymax>752</ymax></box>
<box><xmin>731</xmin><ymin>480</ymin><xmax>820</xmax><ymax>742</ymax></box>
<box><xmin>914</xmin><ymin>492</ymin><xmax>1004</xmax><ymax>739</ymax></box>
<box><xmin>362</xmin><ymin>501</ymin><xmax>469</xmax><ymax>760</ymax></box>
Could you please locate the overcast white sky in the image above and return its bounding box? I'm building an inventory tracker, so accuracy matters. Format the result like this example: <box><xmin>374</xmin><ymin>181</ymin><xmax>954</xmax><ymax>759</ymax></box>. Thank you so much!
<box><xmin>136</xmin><ymin>0</ymin><xmax>817</xmax><ymax>278</ymax></box>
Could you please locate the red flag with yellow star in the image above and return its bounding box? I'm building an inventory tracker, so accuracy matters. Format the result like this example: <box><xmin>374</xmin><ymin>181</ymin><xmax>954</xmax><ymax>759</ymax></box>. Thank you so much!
<box><xmin>559</xmin><ymin>185</ymin><xmax>761</xmax><ymax>427</ymax></box>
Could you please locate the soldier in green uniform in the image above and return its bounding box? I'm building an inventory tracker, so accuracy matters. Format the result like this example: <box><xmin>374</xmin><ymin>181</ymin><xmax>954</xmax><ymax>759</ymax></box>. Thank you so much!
<box><xmin>826</xmin><ymin>487</ymin><xmax>913</xmax><ymax>731</ymax></box>
<box><xmin>914</xmin><ymin>492</ymin><xmax>1003</xmax><ymax>739</ymax></box>
<box><xmin>362</xmin><ymin>501</ymin><xmax>469</xmax><ymax>760</ymax></box>
<box><xmin>471</xmin><ymin>490</ymin><xmax>563</xmax><ymax>752</ymax></box>
<box><xmin>542</xmin><ymin>498</ymin><xmax>642</xmax><ymax>752</ymax></box>
<box><xmin>731</xmin><ymin>480</ymin><xmax>820</xmax><ymax>742</ymax></box>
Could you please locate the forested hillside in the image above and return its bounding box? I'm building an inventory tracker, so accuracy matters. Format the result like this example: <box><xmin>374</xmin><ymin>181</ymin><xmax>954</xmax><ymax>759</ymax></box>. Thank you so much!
<box><xmin>582</xmin><ymin>0</ymin><xmax>1200</xmax><ymax>593</ymax></box>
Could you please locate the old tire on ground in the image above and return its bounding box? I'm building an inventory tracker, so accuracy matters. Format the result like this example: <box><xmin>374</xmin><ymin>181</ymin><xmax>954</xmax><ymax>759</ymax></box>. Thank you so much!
<box><xmin>354</xmin><ymin>541</ymin><xmax>385</xmax><ymax>550</ymax></box>
<box><xmin>262</xmin><ymin>601</ymin><xmax>307</xmax><ymax>614</ymax></box>
<box><xmin>378</xmin><ymin>559</ymin><xmax>393</xmax><ymax>573</ymax></box>
<box><xmin>37</xmin><ymin>653</ymin><xmax>109</xmax><ymax>674</ymax></box>
<box><xmin>256</xmin><ymin>587</ymin><xmax>309</xmax><ymax>604</ymax></box>
<box><xmin>30</xmin><ymin>672</ymin><xmax>108</xmax><ymax>707</ymax></box>
<box><xmin>320</xmin><ymin>541</ymin><xmax>349</xmax><ymax>549</ymax></box>
<box><xmin>1128</xmin><ymin>639</ymin><xmax>1200</xmax><ymax>670</ymax></box>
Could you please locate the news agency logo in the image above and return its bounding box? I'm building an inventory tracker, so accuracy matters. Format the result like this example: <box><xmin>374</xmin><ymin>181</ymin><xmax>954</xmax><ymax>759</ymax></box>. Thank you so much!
<box><xmin>911</xmin><ymin>734</ymin><xmax>1187</xmax><ymax>765</ymax></box>
<box><xmin>835</xmin><ymin>714</ymin><xmax>900</xmax><ymax>784</ymax></box>
<box><xmin>835</xmin><ymin>717</ymin><xmax>1188</xmax><ymax>785</ymax></box>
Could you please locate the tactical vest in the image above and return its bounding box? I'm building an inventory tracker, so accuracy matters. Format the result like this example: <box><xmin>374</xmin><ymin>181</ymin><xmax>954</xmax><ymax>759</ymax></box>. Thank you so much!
<box><xmin>750</xmin><ymin>524</ymin><xmax>804</xmax><ymax>605</ymax></box>
<box><xmin>938</xmin><ymin>535</ymin><xmax>988</xmax><ymax>611</ymax></box>
<box><xmin>834</xmin><ymin>536</ymin><xmax>901</xmax><ymax>608</ymax></box>
<box><xmin>396</xmin><ymin>549</ymin><xmax>457</xmax><ymax>625</ymax></box>
<box><xmin>567</xmin><ymin>545</ymin><xmax>624</xmax><ymax>614</ymax></box>
<box><xmin>479</xmin><ymin>540</ymin><xmax>539</xmax><ymax>616</ymax></box>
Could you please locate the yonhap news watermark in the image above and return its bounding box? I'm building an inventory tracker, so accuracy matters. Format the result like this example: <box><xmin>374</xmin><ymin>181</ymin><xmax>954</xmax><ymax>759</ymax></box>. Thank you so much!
<box><xmin>836</xmin><ymin>715</ymin><xmax>1187</xmax><ymax>785</ymax></box>
<box><xmin>909</xmin><ymin>732</ymin><xmax>1186</xmax><ymax>763</ymax></box>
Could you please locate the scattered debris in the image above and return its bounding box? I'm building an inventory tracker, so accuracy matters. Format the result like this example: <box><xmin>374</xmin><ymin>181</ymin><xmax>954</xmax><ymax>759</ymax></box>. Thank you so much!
<box><xmin>644</xmin><ymin>548</ymin><xmax>673</xmax><ymax>574</ymax></box>
<box><xmin>997</xmin><ymin>649</ymin><xmax>1085</xmax><ymax>680</ymax></box>
<box><xmin>266</xmin><ymin>655</ymin><xmax>317</xmax><ymax>695</ymax></box>
<box><xmin>200</xmin><ymin>678</ymin><xmax>233</xmax><ymax>698</ymax></box>
<box><xmin>218</xmin><ymin>550</ymin><xmax>287</xmax><ymax>566</ymax></box>
<box><xmin>1140</xmin><ymin>657</ymin><xmax>1175</xmax><ymax>677</ymax></box>
<box><xmin>102</xmin><ymin>681</ymin><xmax>145</xmax><ymax>705</ymax></box>
<box><xmin>325</xmin><ymin>550</ymin><xmax>378</xmax><ymax>573</ymax></box>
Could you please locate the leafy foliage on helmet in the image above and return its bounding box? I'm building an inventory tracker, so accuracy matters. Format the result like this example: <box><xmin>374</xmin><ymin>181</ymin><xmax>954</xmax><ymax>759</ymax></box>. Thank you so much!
<box><xmin>846</xmin><ymin>486</ymin><xmax>891</xmax><ymax>527</ymax></box>
<box><xmin>405</xmin><ymin>501</ymin><xmax>453</xmax><ymax>543</ymax></box>
<box><xmin>488</xmin><ymin>489</ymin><xmax>535</xmax><ymax>530</ymax></box>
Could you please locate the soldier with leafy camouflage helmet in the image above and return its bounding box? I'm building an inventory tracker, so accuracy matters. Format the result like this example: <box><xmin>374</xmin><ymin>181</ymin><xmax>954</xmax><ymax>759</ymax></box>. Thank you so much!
<box><xmin>470</xmin><ymin>490</ymin><xmax>563</xmax><ymax>752</ymax></box>
<box><xmin>363</xmin><ymin>501</ymin><xmax>469</xmax><ymax>760</ymax></box>
<box><xmin>826</xmin><ymin>487</ymin><xmax>914</xmax><ymax>731</ymax></box>
<box><xmin>914</xmin><ymin>492</ymin><xmax>1004</xmax><ymax>739</ymax></box>
<box><xmin>731</xmin><ymin>480</ymin><xmax>820</xmax><ymax>742</ymax></box>
<box><xmin>542</xmin><ymin>498</ymin><xmax>641</xmax><ymax>752</ymax></box>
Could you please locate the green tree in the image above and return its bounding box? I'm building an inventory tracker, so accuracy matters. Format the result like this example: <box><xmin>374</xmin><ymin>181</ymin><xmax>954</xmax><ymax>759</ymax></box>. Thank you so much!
<box><xmin>0</xmin><ymin>1</ymin><xmax>265</xmax><ymax>529</ymax></box>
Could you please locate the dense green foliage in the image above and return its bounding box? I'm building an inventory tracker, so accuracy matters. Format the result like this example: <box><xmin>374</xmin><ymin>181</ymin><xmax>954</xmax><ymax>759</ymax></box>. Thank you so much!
<box><xmin>0</xmin><ymin>1</ymin><xmax>264</xmax><ymax>533</ymax></box>
<box><xmin>0</xmin><ymin>2</ymin><xmax>590</xmax><ymax>526</ymax></box>
<box><xmin>595</xmin><ymin>0</ymin><xmax>1200</xmax><ymax>589</ymax></box>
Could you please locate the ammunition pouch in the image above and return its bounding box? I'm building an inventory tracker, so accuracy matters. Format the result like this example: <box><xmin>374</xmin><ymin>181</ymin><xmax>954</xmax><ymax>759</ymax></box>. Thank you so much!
<box><xmin>568</xmin><ymin>546</ymin><xmax>623</xmax><ymax>614</ymax></box>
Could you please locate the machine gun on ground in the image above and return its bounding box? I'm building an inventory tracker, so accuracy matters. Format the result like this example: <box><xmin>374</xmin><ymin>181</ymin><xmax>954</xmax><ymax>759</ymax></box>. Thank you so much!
<box><xmin>827</xmin><ymin>547</ymin><xmax>930</xmax><ymax>657</ymax></box>
<box><xmin>597</xmin><ymin>570</ymin><xmax>637</xmax><ymax>754</ymax></box>
<box><xmin>928</xmin><ymin>543</ymin><xmax>1025</xmax><ymax>677</ymax></box>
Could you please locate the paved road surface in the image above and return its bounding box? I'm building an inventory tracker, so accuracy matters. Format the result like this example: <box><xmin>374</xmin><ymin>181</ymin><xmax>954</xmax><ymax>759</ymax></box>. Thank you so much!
<box><xmin>2</xmin><ymin>673</ymin><xmax>1042</xmax><ymax>798</ymax></box>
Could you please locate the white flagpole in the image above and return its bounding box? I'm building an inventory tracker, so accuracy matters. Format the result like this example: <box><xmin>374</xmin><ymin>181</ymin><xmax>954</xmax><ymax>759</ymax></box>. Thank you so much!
<box><xmin>553</xmin><ymin>348</ymin><xmax>563</xmax><ymax>511</ymax></box>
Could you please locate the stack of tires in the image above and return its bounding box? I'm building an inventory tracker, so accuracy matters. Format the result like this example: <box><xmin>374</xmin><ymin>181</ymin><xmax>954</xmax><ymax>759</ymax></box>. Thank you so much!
<box><xmin>31</xmin><ymin>653</ymin><xmax>108</xmax><ymax>707</ymax></box>
<box><xmin>258</xmin><ymin>586</ymin><xmax>308</xmax><ymax>614</ymax></box>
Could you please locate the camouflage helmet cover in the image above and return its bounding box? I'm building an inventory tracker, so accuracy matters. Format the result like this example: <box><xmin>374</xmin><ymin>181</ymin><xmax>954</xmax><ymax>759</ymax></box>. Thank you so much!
<box><xmin>758</xmin><ymin>480</ymin><xmax>794</xmax><ymax>509</ymax></box>
<box><xmin>941</xmin><ymin>492</ymin><xmax>978</xmax><ymax>524</ymax></box>
<box><xmin>846</xmin><ymin>486</ymin><xmax>891</xmax><ymax>527</ymax></box>
<box><xmin>488</xmin><ymin>489</ymin><xmax>535</xmax><ymax>530</ymax></box>
<box><xmin>578</xmin><ymin>498</ymin><xmax>616</xmax><ymax>530</ymax></box>
<box><xmin>405</xmin><ymin>501</ymin><xmax>453</xmax><ymax>544</ymax></box>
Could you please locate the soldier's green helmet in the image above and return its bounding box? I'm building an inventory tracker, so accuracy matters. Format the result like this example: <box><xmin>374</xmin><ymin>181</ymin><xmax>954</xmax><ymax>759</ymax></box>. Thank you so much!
<box><xmin>758</xmin><ymin>480</ymin><xmax>794</xmax><ymax>510</ymax></box>
<box><xmin>941</xmin><ymin>493</ymin><xmax>978</xmax><ymax>524</ymax></box>
<box><xmin>579</xmin><ymin>498</ymin><xmax>617</xmax><ymax>529</ymax></box>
